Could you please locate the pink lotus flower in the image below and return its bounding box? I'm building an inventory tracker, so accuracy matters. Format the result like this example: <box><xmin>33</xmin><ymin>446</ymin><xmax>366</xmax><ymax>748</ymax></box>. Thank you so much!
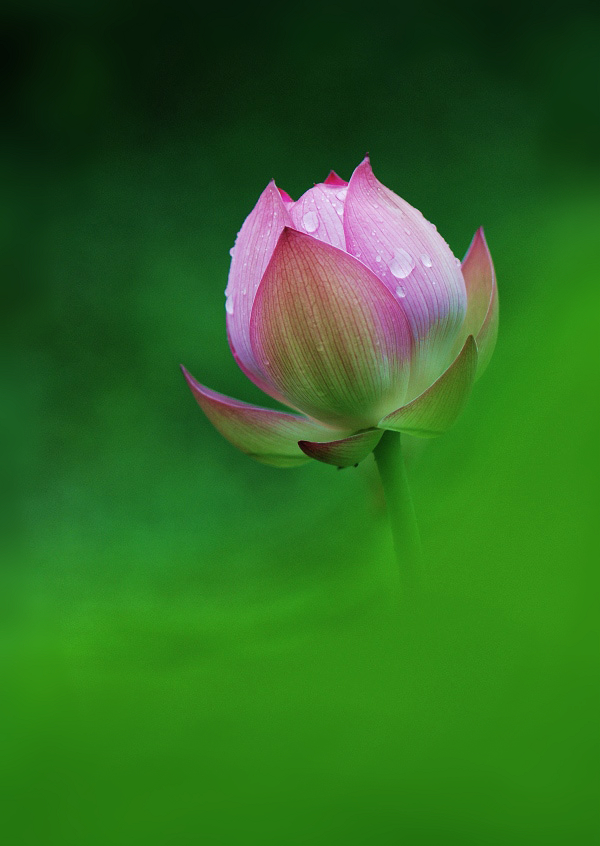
<box><xmin>183</xmin><ymin>158</ymin><xmax>498</xmax><ymax>469</ymax></box>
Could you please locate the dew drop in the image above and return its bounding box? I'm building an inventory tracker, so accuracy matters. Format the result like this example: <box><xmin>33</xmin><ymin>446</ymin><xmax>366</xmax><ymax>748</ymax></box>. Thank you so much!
<box><xmin>389</xmin><ymin>249</ymin><xmax>415</xmax><ymax>279</ymax></box>
<box><xmin>336</xmin><ymin>189</ymin><xmax>347</xmax><ymax>201</ymax></box>
<box><xmin>229</xmin><ymin>246</ymin><xmax>235</xmax><ymax>257</ymax></box>
<box><xmin>302</xmin><ymin>211</ymin><xmax>319</xmax><ymax>233</ymax></box>
<box><xmin>375</xmin><ymin>255</ymin><xmax>382</xmax><ymax>263</ymax></box>
<box><xmin>225</xmin><ymin>298</ymin><xmax>234</xmax><ymax>315</ymax></box>
<box><xmin>420</xmin><ymin>253</ymin><xmax>432</xmax><ymax>268</ymax></box>
<box><xmin>395</xmin><ymin>285</ymin><xmax>406</xmax><ymax>298</ymax></box>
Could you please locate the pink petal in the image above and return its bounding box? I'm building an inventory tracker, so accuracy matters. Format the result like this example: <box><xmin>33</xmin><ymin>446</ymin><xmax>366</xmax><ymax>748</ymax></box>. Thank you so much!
<box><xmin>182</xmin><ymin>366</ymin><xmax>350</xmax><ymax>467</ymax></box>
<box><xmin>298</xmin><ymin>429</ymin><xmax>383</xmax><ymax>468</ymax></box>
<box><xmin>225</xmin><ymin>181</ymin><xmax>292</xmax><ymax>396</ymax></box>
<box><xmin>458</xmin><ymin>228</ymin><xmax>499</xmax><ymax>379</ymax></box>
<box><xmin>250</xmin><ymin>228</ymin><xmax>414</xmax><ymax>430</ymax></box>
<box><xmin>277</xmin><ymin>187</ymin><xmax>294</xmax><ymax>206</ymax></box>
<box><xmin>324</xmin><ymin>170</ymin><xmax>348</xmax><ymax>187</ymax></box>
<box><xmin>343</xmin><ymin>157</ymin><xmax>467</xmax><ymax>398</ymax></box>
<box><xmin>378</xmin><ymin>335</ymin><xmax>477</xmax><ymax>437</ymax></box>
<box><xmin>289</xmin><ymin>183</ymin><xmax>347</xmax><ymax>250</ymax></box>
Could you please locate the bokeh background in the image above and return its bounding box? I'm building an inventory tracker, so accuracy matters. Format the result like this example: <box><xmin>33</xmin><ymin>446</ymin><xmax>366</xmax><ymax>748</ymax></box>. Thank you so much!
<box><xmin>2</xmin><ymin>1</ymin><xmax>598</xmax><ymax>843</ymax></box>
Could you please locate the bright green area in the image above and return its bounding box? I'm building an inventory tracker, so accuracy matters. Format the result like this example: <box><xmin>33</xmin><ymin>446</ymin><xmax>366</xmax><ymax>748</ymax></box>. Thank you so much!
<box><xmin>2</xmin><ymin>4</ymin><xmax>598</xmax><ymax>844</ymax></box>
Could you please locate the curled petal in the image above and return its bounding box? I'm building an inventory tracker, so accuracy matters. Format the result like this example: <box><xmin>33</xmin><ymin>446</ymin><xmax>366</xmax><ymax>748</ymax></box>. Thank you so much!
<box><xmin>299</xmin><ymin>429</ymin><xmax>383</xmax><ymax>468</ymax></box>
<box><xmin>182</xmin><ymin>366</ymin><xmax>350</xmax><ymax>467</ymax></box>
<box><xmin>225</xmin><ymin>181</ymin><xmax>292</xmax><ymax>393</ymax></box>
<box><xmin>324</xmin><ymin>170</ymin><xmax>348</xmax><ymax>187</ymax></box>
<box><xmin>344</xmin><ymin>157</ymin><xmax>467</xmax><ymax>397</ymax></box>
<box><xmin>378</xmin><ymin>336</ymin><xmax>477</xmax><ymax>437</ymax></box>
<box><xmin>289</xmin><ymin>183</ymin><xmax>347</xmax><ymax>249</ymax></box>
<box><xmin>250</xmin><ymin>228</ymin><xmax>414</xmax><ymax>429</ymax></box>
<box><xmin>459</xmin><ymin>228</ymin><xmax>499</xmax><ymax>379</ymax></box>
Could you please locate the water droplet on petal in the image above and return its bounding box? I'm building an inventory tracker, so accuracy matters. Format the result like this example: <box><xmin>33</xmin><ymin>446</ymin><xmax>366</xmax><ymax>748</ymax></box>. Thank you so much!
<box><xmin>302</xmin><ymin>211</ymin><xmax>319</xmax><ymax>233</ymax></box>
<box><xmin>420</xmin><ymin>254</ymin><xmax>432</xmax><ymax>268</ymax></box>
<box><xmin>375</xmin><ymin>255</ymin><xmax>382</xmax><ymax>263</ymax></box>
<box><xmin>395</xmin><ymin>286</ymin><xmax>406</xmax><ymax>298</ymax></box>
<box><xmin>336</xmin><ymin>189</ymin><xmax>347</xmax><ymax>201</ymax></box>
<box><xmin>225</xmin><ymin>298</ymin><xmax>234</xmax><ymax>315</ymax></box>
<box><xmin>229</xmin><ymin>247</ymin><xmax>235</xmax><ymax>257</ymax></box>
<box><xmin>389</xmin><ymin>249</ymin><xmax>415</xmax><ymax>279</ymax></box>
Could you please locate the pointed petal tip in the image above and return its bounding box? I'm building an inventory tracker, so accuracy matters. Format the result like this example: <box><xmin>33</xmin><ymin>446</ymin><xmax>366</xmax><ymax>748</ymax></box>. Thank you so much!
<box><xmin>180</xmin><ymin>364</ymin><xmax>195</xmax><ymax>387</ymax></box>
<box><xmin>323</xmin><ymin>170</ymin><xmax>348</xmax><ymax>187</ymax></box>
<box><xmin>278</xmin><ymin>187</ymin><xmax>294</xmax><ymax>204</ymax></box>
<box><xmin>464</xmin><ymin>226</ymin><xmax>491</xmax><ymax>260</ymax></box>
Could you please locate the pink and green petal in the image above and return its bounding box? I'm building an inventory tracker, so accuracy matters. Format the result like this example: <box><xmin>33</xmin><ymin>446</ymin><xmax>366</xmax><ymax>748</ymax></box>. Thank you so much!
<box><xmin>378</xmin><ymin>335</ymin><xmax>477</xmax><ymax>438</ymax></box>
<box><xmin>182</xmin><ymin>366</ymin><xmax>350</xmax><ymax>468</ymax></box>
<box><xmin>343</xmin><ymin>157</ymin><xmax>467</xmax><ymax>397</ymax></box>
<box><xmin>225</xmin><ymin>180</ymin><xmax>292</xmax><ymax>394</ymax></box>
<box><xmin>298</xmin><ymin>428</ymin><xmax>383</xmax><ymax>468</ymax></box>
<box><xmin>459</xmin><ymin>228</ymin><xmax>499</xmax><ymax>379</ymax></box>
<box><xmin>226</xmin><ymin>324</ymin><xmax>294</xmax><ymax>410</ymax></box>
<box><xmin>250</xmin><ymin>228</ymin><xmax>414</xmax><ymax>430</ymax></box>
<box><xmin>324</xmin><ymin>171</ymin><xmax>348</xmax><ymax>187</ymax></box>
<box><xmin>289</xmin><ymin>183</ymin><xmax>347</xmax><ymax>249</ymax></box>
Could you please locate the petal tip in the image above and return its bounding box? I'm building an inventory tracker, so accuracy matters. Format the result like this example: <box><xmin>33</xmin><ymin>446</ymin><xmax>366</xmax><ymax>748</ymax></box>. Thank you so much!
<box><xmin>181</xmin><ymin>364</ymin><xmax>196</xmax><ymax>388</ymax></box>
<box><xmin>278</xmin><ymin>186</ymin><xmax>294</xmax><ymax>204</ymax></box>
<box><xmin>323</xmin><ymin>170</ymin><xmax>348</xmax><ymax>187</ymax></box>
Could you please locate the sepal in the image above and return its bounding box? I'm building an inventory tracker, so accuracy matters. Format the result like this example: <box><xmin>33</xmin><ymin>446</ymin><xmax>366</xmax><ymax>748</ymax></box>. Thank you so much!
<box><xmin>298</xmin><ymin>429</ymin><xmax>382</xmax><ymax>468</ymax></box>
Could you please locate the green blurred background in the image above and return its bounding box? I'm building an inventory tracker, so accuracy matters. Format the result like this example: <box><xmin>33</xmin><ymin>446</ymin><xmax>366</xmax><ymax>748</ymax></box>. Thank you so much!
<box><xmin>2</xmin><ymin>1</ymin><xmax>598</xmax><ymax>843</ymax></box>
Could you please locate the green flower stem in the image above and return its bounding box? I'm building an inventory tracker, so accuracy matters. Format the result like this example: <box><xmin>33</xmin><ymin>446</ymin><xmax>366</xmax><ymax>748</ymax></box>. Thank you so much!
<box><xmin>373</xmin><ymin>430</ymin><xmax>422</xmax><ymax>588</ymax></box>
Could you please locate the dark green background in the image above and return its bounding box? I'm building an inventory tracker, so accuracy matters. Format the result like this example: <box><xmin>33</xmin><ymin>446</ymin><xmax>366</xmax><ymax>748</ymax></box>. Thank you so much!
<box><xmin>2</xmin><ymin>2</ymin><xmax>598</xmax><ymax>843</ymax></box>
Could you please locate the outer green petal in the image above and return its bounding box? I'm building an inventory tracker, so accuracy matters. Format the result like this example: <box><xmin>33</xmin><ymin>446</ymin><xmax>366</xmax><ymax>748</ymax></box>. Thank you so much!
<box><xmin>182</xmin><ymin>366</ymin><xmax>350</xmax><ymax>467</ymax></box>
<box><xmin>250</xmin><ymin>227</ymin><xmax>413</xmax><ymax>430</ymax></box>
<box><xmin>377</xmin><ymin>336</ymin><xmax>478</xmax><ymax>438</ymax></box>
<box><xmin>459</xmin><ymin>227</ymin><xmax>499</xmax><ymax>379</ymax></box>
<box><xmin>298</xmin><ymin>429</ymin><xmax>383</xmax><ymax>468</ymax></box>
